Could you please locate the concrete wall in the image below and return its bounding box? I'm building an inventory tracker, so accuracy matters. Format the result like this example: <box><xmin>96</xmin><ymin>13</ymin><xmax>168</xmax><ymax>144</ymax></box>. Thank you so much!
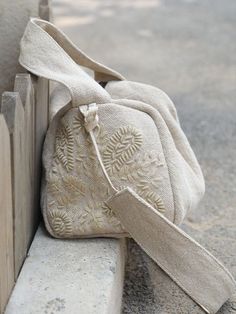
<box><xmin>0</xmin><ymin>0</ymin><xmax>39</xmax><ymax>97</ymax></box>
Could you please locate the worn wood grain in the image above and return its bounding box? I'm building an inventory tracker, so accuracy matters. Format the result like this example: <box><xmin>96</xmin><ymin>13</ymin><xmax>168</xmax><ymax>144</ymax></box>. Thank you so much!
<box><xmin>1</xmin><ymin>75</ymin><xmax>49</xmax><ymax>284</ymax></box>
<box><xmin>0</xmin><ymin>0</ymin><xmax>51</xmax><ymax>311</ymax></box>
<box><xmin>0</xmin><ymin>115</ymin><xmax>14</xmax><ymax>313</ymax></box>
<box><xmin>14</xmin><ymin>74</ymin><xmax>37</xmax><ymax>252</ymax></box>
<box><xmin>39</xmin><ymin>0</ymin><xmax>51</xmax><ymax>20</ymax></box>
<box><xmin>33</xmin><ymin>77</ymin><xmax>49</xmax><ymax>215</ymax></box>
<box><xmin>1</xmin><ymin>92</ymin><xmax>28</xmax><ymax>279</ymax></box>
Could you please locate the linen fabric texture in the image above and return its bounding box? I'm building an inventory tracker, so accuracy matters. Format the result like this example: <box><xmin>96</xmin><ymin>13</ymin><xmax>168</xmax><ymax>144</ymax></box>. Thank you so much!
<box><xmin>19</xmin><ymin>18</ymin><xmax>235</xmax><ymax>314</ymax></box>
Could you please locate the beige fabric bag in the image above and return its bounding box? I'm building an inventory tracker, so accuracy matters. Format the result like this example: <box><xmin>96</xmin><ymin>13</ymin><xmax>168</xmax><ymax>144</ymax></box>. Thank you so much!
<box><xmin>19</xmin><ymin>18</ymin><xmax>235</xmax><ymax>313</ymax></box>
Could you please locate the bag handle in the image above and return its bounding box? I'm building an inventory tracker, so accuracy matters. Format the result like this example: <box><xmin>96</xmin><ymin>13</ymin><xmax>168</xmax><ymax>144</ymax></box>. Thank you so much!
<box><xmin>19</xmin><ymin>18</ymin><xmax>124</xmax><ymax>107</ymax></box>
<box><xmin>80</xmin><ymin>104</ymin><xmax>236</xmax><ymax>314</ymax></box>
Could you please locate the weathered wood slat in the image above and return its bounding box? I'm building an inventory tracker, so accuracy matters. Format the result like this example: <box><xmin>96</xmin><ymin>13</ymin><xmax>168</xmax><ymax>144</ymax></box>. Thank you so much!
<box><xmin>1</xmin><ymin>92</ymin><xmax>27</xmax><ymax>279</ymax></box>
<box><xmin>34</xmin><ymin>77</ymin><xmax>49</xmax><ymax>212</ymax></box>
<box><xmin>39</xmin><ymin>0</ymin><xmax>52</xmax><ymax>20</ymax></box>
<box><xmin>0</xmin><ymin>1</ymin><xmax>51</xmax><ymax>312</ymax></box>
<box><xmin>0</xmin><ymin>115</ymin><xmax>14</xmax><ymax>313</ymax></box>
<box><xmin>0</xmin><ymin>75</ymin><xmax>49</xmax><ymax>285</ymax></box>
<box><xmin>14</xmin><ymin>74</ymin><xmax>37</xmax><ymax>251</ymax></box>
<box><xmin>0</xmin><ymin>75</ymin><xmax>49</xmax><ymax>311</ymax></box>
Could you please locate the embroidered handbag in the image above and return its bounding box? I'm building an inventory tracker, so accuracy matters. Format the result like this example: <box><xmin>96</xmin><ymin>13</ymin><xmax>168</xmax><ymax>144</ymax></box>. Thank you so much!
<box><xmin>19</xmin><ymin>18</ymin><xmax>235</xmax><ymax>313</ymax></box>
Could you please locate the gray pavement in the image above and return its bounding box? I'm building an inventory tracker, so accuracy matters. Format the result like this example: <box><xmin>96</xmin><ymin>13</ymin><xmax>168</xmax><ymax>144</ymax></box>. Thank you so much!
<box><xmin>52</xmin><ymin>0</ymin><xmax>236</xmax><ymax>312</ymax></box>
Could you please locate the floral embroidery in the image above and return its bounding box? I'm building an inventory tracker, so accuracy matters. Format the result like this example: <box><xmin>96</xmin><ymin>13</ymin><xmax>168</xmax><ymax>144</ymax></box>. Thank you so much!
<box><xmin>62</xmin><ymin>175</ymin><xmax>85</xmax><ymax>196</ymax></box>
<box><xmin>48</xmin><ymin>210</ymin><xmax>72</xmax><ymax>236</ymax></box>
<box><xmin>55</xmin><ymin>121</ymin><xmax>74</xmax><ymax>171</ymax></box>
<box><xmin>78</xmin><ymin>201</ymin><xmax>104</xmax><ymax>230</ymax></box>
<box><xmin>103</xmin><ymin>126</ymin><xmax>143</xmax><ymax>174</ymax></box>
<box><xmin>74</xmin><ymin>112</ymin><xmax>108</xmax><ymax>151</ymax></box>
<box><xmin>48</xmin><ymin>115</ymin><xmax>166</xmax><ymax>236</ymax></box>
<box><xmin>138</xmin><ymin>190</ymin><xmax>165</xmax><ymax>213</ymax></box>
<box><xmin>47</xmin><ymin>175</ymin><xmax>62</xmax><ymax>196</ymax></box>
<box><xmin>47</xmin><ymin>174</ymin><xmax>85</xmax><ymax>208</ymax></box>
<box><xmin>101</xmin><ymin>203</ymin><xmax>114</xmax><ymax>217</ymax></box>
<box><xmin>73</xmin><ymin>113</ymin><xmax>84</xmax><ymax>133</ymax></box>
<box><xmin>56</xmin><ymin>194</ymin><xmax>75</xmax><ymax>208</ymax></box>
<box><xmin>117</xmin><ymin>152</ymin><xmax>163</xmax><ymax>183</ymax></box>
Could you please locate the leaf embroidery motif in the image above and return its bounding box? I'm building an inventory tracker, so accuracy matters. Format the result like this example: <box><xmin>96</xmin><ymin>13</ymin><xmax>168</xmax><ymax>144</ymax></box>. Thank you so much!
<box><xmin>48</xmin><ymin>210</ymin><xmax>72</xmax><ymax>236</ymax></box>
<box><xmin>47</xmin><ymin>175</ymin><xmax>62</xmax><ymax>196</ymax></box>
<box><xmin>101</xmin><ymin>204</ymin><xmax>114</xmax><ymax>217</ymax></box>
<box><xmin>74</xmin><ymin>112</ymin><xmax>108</xmax><ymax>151</ymax></box>
<box><xmin>138</xmin><ymin>189</ymin><xmax>165</xmax><ymax>213</ymax></box>
<box><xmin>78</xmin><ymin>202</ymin><xmax>104</xmax><ymax>229</ymax></box>
<box><xmin>117</xmin><ymin>152</ymin><xmax>164</xmax><ymax>188</ymax></box>
<box><xmin>48</xmin><ymin>116</ymin><xmax>167</xmax><ymax>234</ymax></box>
<box><xmin>103</xmin><ymin>126</ymin><xmax>143</xmax><ymax>174</ymax></box>
<box><xmin>56</xmin><ymin>194</ymin><xmax>75</xmax><ymax>208</ymax></box>
<box><xmin>55</xmin><ymin>124</ymin><xmax>74</xmax><ymax>171</ymax></box>
<box><xmin>62</xmin><ymin>175</ymin><xmax>85</xmax><ymax>196</ymax></box>
<box><xmin>73</xmin><ymin>113</ymin><xmax>84</xmax><ymax>132</ymax></box>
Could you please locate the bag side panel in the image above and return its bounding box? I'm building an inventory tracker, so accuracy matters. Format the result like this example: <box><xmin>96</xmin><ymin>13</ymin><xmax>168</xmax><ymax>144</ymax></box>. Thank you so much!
<box><xmin>41</xmin><ymin>102</ymin><xmax>175</xmax><ymax>237</ymax></box>
<box><xmin>109</xmin><ymin>91</ymin><xmax>205</xmax><ymax>225</ymax></box>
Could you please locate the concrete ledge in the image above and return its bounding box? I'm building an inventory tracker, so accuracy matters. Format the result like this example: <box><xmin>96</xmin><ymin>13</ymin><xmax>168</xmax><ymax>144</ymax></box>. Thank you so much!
<box><xmin>5</xmin><ymin>224</ymin><xmax>126</xmax><ymax>314</ymax></box>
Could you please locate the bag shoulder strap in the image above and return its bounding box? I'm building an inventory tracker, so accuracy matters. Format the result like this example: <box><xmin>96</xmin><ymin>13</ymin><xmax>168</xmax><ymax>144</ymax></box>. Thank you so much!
<box><xmin>19</xmin><ymin>18</ymin><xmax>124</xmax><ymax>107</ymax></box>
<box><xmin>80</xmin><ymin>104</ymin><xmax>236</xmax><ymax>314</ymax></box>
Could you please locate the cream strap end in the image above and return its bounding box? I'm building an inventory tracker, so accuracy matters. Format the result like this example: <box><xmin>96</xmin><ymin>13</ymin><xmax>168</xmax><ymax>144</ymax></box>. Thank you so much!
<box><xmin>106</xmin><ymin>189</ymin><xmax>235</xmax><ymax>314</ymax></box>
<box><xmin>19</xmin><ymin>18</ymin><xmax>124</xmax><ymax>107</ymax></box>
<box><xmin>80</xmin><ymin>104</ymin><xmax>236</xmax><ymax>314</ymax></box>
